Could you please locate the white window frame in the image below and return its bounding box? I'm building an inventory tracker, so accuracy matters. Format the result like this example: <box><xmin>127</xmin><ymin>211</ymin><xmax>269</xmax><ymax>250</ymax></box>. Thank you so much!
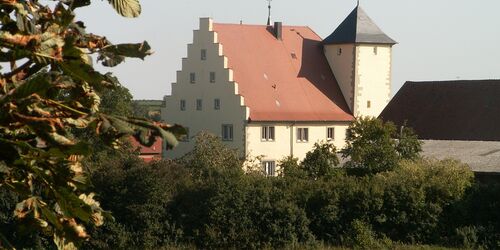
<box><xmin>214</xmin><ymin>98</ymin><xmax>220</xmax><ymax>110</ymax></box>
<box><xmin>210</xmin><ymin>72</ymin><xmax>216</xmax><ymax>83</ymax></box>
<box><xmin>327</xmin><ymin>127</ymin><xmax>335</xmax><ymax>141</ymax></box>
<box><xmin>201</xmin><ymin>49</ymin><xmax>207</xmax><ymax>60</ymax></box>
<box><xmin>263</xmin><ymin>161</ymin><xmax>276</xmax><ymax>177</ymax></box>
<box><xmin>180</xmin><ymin>99</ymin><xmax>186</xmax><ymax>111</ymax></box>
<box><xmin>261</xmin><ymin>126</ymin><xmax>275</xmax><ymax>141</ymax></box>
<box><xmin>196</xmin><ymin>99</ymin><xmax>202</xmax><ymax>111</ymax></box>
<box><xmin>221</xmin><ymin>124</ymin><xmax>233</xmax><ymax>141</ymax></box>
<box><xmin>190</xmin><ymin>72</ymin><xmax>196</xmax><ymax>83</ymax></box>
<box><xmin>296</xmin><ymin>127</ymin><xmax>309</xmax><ymax>142</ymax></box>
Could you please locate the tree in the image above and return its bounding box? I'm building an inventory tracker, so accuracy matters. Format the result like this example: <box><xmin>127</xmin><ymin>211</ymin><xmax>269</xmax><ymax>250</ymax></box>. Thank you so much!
<box><xmin>300</xmin><ymin>141</ymin><xmax>340</xmax><ymax>179</ymax></box>
<box><xmin>0</xmin><ymin>0</ymin><xmax>185</xmax><ymax>248</ymax></box>
<box><xmin>341</xmin><ymin>117</ymin><xmax>421</xmax><ymax>175</ymax></box>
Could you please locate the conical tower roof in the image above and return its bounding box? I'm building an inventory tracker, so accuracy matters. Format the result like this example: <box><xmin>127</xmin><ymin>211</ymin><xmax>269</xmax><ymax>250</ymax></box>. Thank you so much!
<box><xmin>323</xmin><ymin>6</ymin><xmax>396</xmax><ymax>45</ymax></box>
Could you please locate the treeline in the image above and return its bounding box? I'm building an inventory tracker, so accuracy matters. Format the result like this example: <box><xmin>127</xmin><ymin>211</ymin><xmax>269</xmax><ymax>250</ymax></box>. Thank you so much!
<box><xmin>2</xmin><ymin>118</ymin><xmax>499</xmax><ymax>249</ymax></box>
<box><xmin>83</xmin><ymin>118</ymin><xmax>497</xmax><ymax>249</ymax></box>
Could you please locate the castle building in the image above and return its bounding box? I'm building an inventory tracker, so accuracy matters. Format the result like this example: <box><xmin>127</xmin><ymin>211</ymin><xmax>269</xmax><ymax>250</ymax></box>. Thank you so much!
<box><xmin>162</xmin><ymin>6</ymin><xmax>396</xmax><ymax>175</ymax></box>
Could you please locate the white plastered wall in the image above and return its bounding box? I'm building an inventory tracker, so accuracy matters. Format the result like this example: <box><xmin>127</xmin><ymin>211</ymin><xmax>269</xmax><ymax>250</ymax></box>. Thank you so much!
<box><xmin>162</xmin><ymin>18</ymin><xmax>249</xmax><ymax>158</ymax></box>
<box><xmin>324</xmin><ymin>44</ymin><xmax>356</xmax><ymax>112</ymax></box>
<box><xmin>245</xmin><ymin>122</ymin><xmax>350</xmax><ymax>172</ymax></box>
<box><xmin>354</xmin><ymin>44</ymin><xmax>392</xmax><ymax>117</ymax></box>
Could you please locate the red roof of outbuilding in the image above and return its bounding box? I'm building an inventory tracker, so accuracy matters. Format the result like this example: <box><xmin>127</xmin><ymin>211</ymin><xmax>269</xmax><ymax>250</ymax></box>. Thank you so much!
<box><xmin>213</xmin><ymin>23</ymin><xmax>353</xmax><ymax>122</ymax></box>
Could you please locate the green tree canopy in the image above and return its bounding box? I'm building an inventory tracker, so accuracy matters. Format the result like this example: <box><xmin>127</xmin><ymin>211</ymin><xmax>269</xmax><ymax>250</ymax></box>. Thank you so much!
<box><xmin>341</xmin><ymin>117</ymin><xmax>422</xmax><ymax>175</ymax></box>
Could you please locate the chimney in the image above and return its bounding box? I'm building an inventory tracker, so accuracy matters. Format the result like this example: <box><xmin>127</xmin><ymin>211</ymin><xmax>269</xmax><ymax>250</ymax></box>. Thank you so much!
<box><xmin>274</xmin><ymin>22</ymin><xmax>282</xmax><ymax>40</ymax></box>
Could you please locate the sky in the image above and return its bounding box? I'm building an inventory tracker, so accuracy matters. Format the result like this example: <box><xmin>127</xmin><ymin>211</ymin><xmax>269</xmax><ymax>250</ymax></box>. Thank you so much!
<box><xmin>76</xmin><ymin>0</ymin><xmax>500</xmax><ymax>100</ymax></box>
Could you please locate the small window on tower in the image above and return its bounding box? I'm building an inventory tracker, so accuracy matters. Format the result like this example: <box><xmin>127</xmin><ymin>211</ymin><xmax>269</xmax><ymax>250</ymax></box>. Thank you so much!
<box><xmin>367</xmin><ymin>100</ymin><xmax>371</xmax><ymax>108</ymax></box>
<box><xmin>337</xmin><ymin>48</ymin><xmax>342</xmax><ymax>55</ymax></box>
<box><xmin>373</xmin><ymin>47</ymin><xmax>378</xmax><ymax>55</ymax></box>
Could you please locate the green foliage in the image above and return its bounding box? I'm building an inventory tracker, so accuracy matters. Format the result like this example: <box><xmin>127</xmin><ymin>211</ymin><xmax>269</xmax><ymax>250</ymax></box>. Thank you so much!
<box><xmin>178</xmin><ymin>131</ymin><xmax>243</xmax><ymax>183</ymax></box>
<box><xmin>301</xmin><ymin>141</ymin><xmax>340</xmax><ymax>179</ymax></box>
<box><xmin>342</xmin><ymin>117</ymin><xmax>422</xmax><ymax>175</ymax></box>
<box><xmin>0</xmin><ymin>0</ymin><xmax>185</xmax><ymax>248</ymax></box>
<box><xmin>278</xmin><ymin>156</ymin><xmax>303</xmax><ymax>178</ymax></box>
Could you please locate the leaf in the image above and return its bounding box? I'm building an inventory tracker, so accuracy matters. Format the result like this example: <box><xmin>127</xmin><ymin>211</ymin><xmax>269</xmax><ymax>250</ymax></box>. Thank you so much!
<box><xmin>101</xmin><ymin>41</ymin><xmax>152</xmax><ymax>60</ymax></box>
<box><xmin>11</xmin><ymin>74</ymin><xmax>51</xmax><ymax>99</ymax></box>
<box><xmin>108</xmin><ymin>0</ymin><xmax>141</xmax><ymax>18</ymax></box>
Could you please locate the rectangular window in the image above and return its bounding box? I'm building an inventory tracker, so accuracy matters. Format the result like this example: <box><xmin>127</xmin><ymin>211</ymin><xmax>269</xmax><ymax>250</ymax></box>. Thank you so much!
<box><xmin>210</xmin><ymin>72</ymin><xmax>216</xmax><ymax>83</ymax></box>
<box><xmin>180</xmin><ymin>99</ymin><xmax>186</xmax><ymax>111</ymax></box>
<box><xmin>181</xmin><ymin>127</ymin><xmax>189</xmax><ymax>142</ymax></box>
<box><xmin>373</xmin><ymin>46</ymin><xmax>378</xmax><ymax>55</ymax></box>
<box><xmin>367</xmin><ymin>100</ymin><xmax>371</xmax><ymax>108</ymax></box>
<box><xmin>190</xmin><ymin>72</ymin><xmax>196</xmax><ymax>83</ymax></box>
<box><xmin>214</xmin><ymin>98</ymin><xmax>220</xmax><ymax>110</ymax></box>
<box><xmin>327</xmin><ymin>127</ymin><xmax>335</xmax><ymax>140</ymax></box>
<box><xmin>261</xmin><ymin>126</ymin><xmax>275</xmax><ymax>141</ymax></box>
<box><xmin>201</xmin><ymin>49</ymin><xmax>207</xmax><ymax>60</ymax></box>
<box><xmin>337</xmin><ymin>47</ymin><xmax>342</xmax><ymax>55</ymax></box>
<box><xmin>221</xmin><ymin>124</ymin><xmax>233</xmax><ymax>141</ymax></box>
<box><xmin>263</xmin><ymin>161</ymin><xmax>276</xmax><ymax>177</ymax></box>
<box><xmin>196</xmin><ymin>99</ymin><xmax>202</xmax><ymax>111</ymax></box>
<box><xmin>297</xmin><ymin>128</ymin><xmax>309</xmax><ymax>142</ymax></box>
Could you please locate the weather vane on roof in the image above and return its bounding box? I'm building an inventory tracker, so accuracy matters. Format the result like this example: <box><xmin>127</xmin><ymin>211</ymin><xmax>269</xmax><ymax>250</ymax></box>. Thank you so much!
<box><xmin>267</xmin><ymin>0</ymin><xmax>272</xmax><ymax>26</ymax></box>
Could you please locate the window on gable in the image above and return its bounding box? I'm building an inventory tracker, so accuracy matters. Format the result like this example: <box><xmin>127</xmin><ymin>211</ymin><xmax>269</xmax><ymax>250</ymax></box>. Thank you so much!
<box><xmin>196</xmin><ymin>99</ymin><xmax>202</xmax><ymax>111</ymax></box>
<box><xmin>214</xmin><ymin>98</ymin><xmax>220</xmax><ymax>110</ymax></box>
<box><xmin>190</xmin><ymin>73</ymin><xmax>196</xmax><ymax>83</ymax></box>
<box><xmin>261</xmin><ymin>126</ymin><xmax>275</xmax><ymax>141</ymax></box>
<box><xmin>210</xmin><ymin>72</ymin><xmax>216</xmax><ymax>83</ymax></box>
<box><xmin>221</xmin><ymin>124</ymin><xmax>233</xmax><ymax>141</ymax></box>
<box><xmin>201</xmin><ymin>49</ymin><xmax>207</xmax><ymax>60</ymax></box>
<box><xmin>263</xmin><ymin>161</ymin><xmax>276</xmax><ymax>177</ymax></box>
<box><xmin>297</xmin><ymin>128</ymin><xmax>309</xmax><ymax>142</ymax></box>
<box><xmin>180</xmin><ymin>99</ymin><xmax>186</xmax><ymax>111</ymax></box>
<box><xmin>327</xmin><ymin>127</ymin><xmax>335</xmax><ymax>141</ymax></box>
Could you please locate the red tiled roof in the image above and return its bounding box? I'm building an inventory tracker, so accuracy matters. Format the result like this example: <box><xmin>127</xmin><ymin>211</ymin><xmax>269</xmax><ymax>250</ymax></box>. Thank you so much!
<box><xmin>213</xmin><ymin>23</ymin><xmax>353</xmax><ymax>122</ymax></box>
<box><xmin>129</xmin><ymin>137</ymin><xmax>163</xmax><ymax>155</ymax></box>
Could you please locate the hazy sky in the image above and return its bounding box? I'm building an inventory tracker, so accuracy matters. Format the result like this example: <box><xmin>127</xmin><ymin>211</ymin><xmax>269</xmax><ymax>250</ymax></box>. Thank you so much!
<box><xmin>76</xmin><ymin>0</ymin><xmax>500</xmax><ymax>100</ymax></box>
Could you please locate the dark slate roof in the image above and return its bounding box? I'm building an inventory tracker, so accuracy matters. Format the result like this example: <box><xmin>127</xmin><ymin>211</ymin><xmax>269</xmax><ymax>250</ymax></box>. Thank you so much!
<box><xmin>323</xmin><ymin>6</ymin><xmax>396</xmax><ymax>45</ymax></box>
<box><xmin>379</xmin><ymin>80</ymin><xmax>500</xmax><ymax>141</ymax></box>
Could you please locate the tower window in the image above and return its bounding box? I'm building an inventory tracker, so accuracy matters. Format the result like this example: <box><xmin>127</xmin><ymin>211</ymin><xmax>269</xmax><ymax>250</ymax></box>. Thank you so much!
<box><xmin>201</xmin><ymin>49</ymin><xmax>207</xmax><ymax>60</ymax></box>
<box><xmin>190</xmin><ymin>73</ymin><xmax>196</xmax><ymax>83</ymax></box>
<box><xmin>337</xmin><ymin>48</ymin><xmax>342</xmax><ymax>55</ymax></box>
<box><xmin>210</xmin><ymin>72</ymin><xmax>216</xmax><ymax>83</ymax></box>
<box><xmin>196</xmin><ymin>99</ymin><xmax>202</xmax><ymax>110</ymax></box>
<box><xmin>373</xmin><ymin>47</ymin><xmax>378</xmax><ymax>55</ymax></box>
<box><xmin>367</xmin><ymin>100</ymin><xmax>371</xmax><ymax>108</ymax></box>
<box><xmin>180</xmin><ymin>99</ymin><xmax>186</xmax><ymax>111</ymax></box>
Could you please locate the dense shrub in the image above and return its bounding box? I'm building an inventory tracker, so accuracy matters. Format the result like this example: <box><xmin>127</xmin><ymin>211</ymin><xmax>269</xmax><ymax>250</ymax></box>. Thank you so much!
<box><xmin>78</xmin><ymin>131</ymin><xmax>496</xmax><ymax>249</ymax></box>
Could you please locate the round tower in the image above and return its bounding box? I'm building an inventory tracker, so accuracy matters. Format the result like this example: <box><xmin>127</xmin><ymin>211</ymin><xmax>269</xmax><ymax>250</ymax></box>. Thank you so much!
<box><xmin>323</xmin><ymin>5</ymin><xmax>396</xmax><ymax>117</ymax></box>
